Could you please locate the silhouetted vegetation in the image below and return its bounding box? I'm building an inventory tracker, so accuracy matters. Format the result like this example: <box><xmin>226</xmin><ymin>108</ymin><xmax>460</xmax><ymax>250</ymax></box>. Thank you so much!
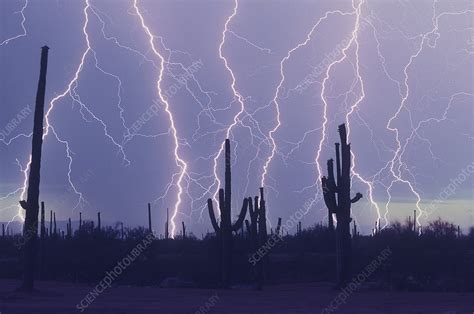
<box><xmin>245</xmin><ymin>187</ymin><xmax>268</xmax><ymax>290</ymax></box>
<box><xmin>207</xmin><ymin>139</ymin><xmax>249</xmax><ymax>288</ymax></box>
<box><xmin>0</xmin><ymin>217</ymin><xmax>472</xmax><ymax>292</ymax></box>
<box><xmin>322</xmin><ymin>123</ymin><xmax>363</xmax><ymax>288</ymax></box>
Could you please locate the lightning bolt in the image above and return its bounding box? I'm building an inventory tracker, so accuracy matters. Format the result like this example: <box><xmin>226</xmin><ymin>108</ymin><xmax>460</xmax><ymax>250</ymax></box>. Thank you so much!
<box><xmin>261</xmin><ymin>8</ymin><xmax>356</xmax><ymax>193</ymax></box>
<box><xmin>1</xmin><ymin>0</ymin><xmax>471</xmax><ymax>235</ymax></box>
<box><xmin>1</xmin><ymin>157</ymin><xmax>30</xmax><ymax>229</ymax></box>
<box><xmin>343</xmin><ymin>0</ymin><xmax>382</xmax><ymax>227</ymax></box>
<box><xmin>0</xmin><ymin>0</ymin><xmax>28</xmax><ymax>46</ymax></box>
<box><xmin>133</xmin><ymin>0</ymin><xmax>188</xmax><ymax>237</ymax></box>
<box><xmin>0</xmin><ymin>0</ymin><xmax>32</xmax><ymax>222</ymax></box>
<box><xmin>307</xmin><ymin>0</ymin><xmax>361</xmax><ymax>213</ymax></box>
<box><xmin>42</xmin><ymin>0</ymin><xmax>131</xmax><ymax>209</ymax></box>
<box><xmin>382</xmin><ymin>3</ymin><xmax>474</xmax><ymax>228</ymax></box>
<box><xmin>280</xmin><ymin>0</ymin><xmax>383</xmax><ymax>228</ymax></box>
<box><xmin>201</xmin><ymin>0</ymin><xmax>248</xmax><ymax>214</ymax></box>
<box><xmin>2</xmin><ymin>0</ymin><xmax>140</xmax><ymax>224</ymax></box>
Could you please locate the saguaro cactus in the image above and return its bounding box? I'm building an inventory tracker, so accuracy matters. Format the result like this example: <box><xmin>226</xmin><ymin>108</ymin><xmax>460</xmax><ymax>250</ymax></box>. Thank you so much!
<box><xmin>40</xmin><ymin>201</ymin><xmax>45</xmax><ymax>239</ymax></box>
<box><xmin>182</xmin><ymin>221</ymin><xmax>186</xmax><ymax>239</ymax></box>
<box><xmin>67</xmin><ymin>218</ymin><xmax>72</xmax><ymax>238</ymax></box>
<box><xmin>207</xmin><ymin>139</ymin><xmax>249</xmax><ymax>288</ymax></box>
<box><xmin>97</xmin><ymin>212</ymin><xmax>101</xmax><ymax>231</ymax></box>
<box><xmin>39</xmin><ymin>202</ymin><xmax>45</xmax><ymax>280</ymax></box>
<box><xmin>49</xmin><ymin>210</ymin><xmax>52</xmax><ymax>237</ymax></box>
<box><xmin>275</xmin><ymin>217</ymin><xmax>282</xmax><ymax>237</ymax></box>
<box><xmin>413</xmin><ymin>209</ymin><xmax>417</xmax><ymax>233</ymax></box>
<box><xmin>18</xmin><ymin>46</ymin><xmax>49</xmax><ymax>292</ymax></box>
<box><xmin>79</xmin><ymin>212</ymin><xmax>82</xmax><ymax>232</ymax></box>
<box><xmin>53</xmin><ymin>212</ymin><xmax>57</xmax><ymax>236</ymax></box>
<box><xmin>322</xmin><ymin>159</ymin><xmax>336</xmax><ymax>232</ymax></box>
<box><xmin>165</xmin><ymin>208</ymin><xmax>169</xmax><ymax>240</ymax></box>
<box><xmin>246</xmin><ymin>187</ymin><xmax>268</xmax><ymax>290</ymax></box>
<box><xmin>148</xmin><ymin>203</ymin><xmax>152</xmax><ymax>233</ymax></box>
<box><xmin>321</xmin><ymin>124</ymin><xmax>362</xmax><ymax>288</ymax></box>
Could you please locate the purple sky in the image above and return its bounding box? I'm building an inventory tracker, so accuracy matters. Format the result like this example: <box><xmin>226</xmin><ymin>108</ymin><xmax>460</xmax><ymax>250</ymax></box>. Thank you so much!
<box><xmin>1</xmin><ymin>0</ymin><xmax>473</xmax><ymax>236</ymax></box>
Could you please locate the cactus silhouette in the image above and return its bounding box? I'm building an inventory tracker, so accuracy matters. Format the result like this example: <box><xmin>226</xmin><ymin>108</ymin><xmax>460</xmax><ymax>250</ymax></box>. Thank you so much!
<box><xmin>207</xmin><ymin>139</ymin><xmax>249</xmax><ymax>288</ymax></box>
<box><xmin>148</xmin><ymin>203</ymin><xmax>152</xmax><ymax>233</ymax></box>
<box><xmin>53</xmin><ymin>212</ymin><xmax>57</xmax><ymax>236</ymax></box>
<box><xmin>49</xmin><ymin>210</ymin><xmax>52</xmax><ymax>237</ymax></box>
<box><xmin>39</xmin><ymin>201</ymin><xmax>46</xmax><ymax>280</ymax></box>
<box><xmin>67</xmin><ymin>218</ymin><xmax>72</xmax><ymax>238</ymax></box>
<box><xmin>165</xmin><ymin>208</ymin><xmax>169</xmax><ymax>240</ymax></box>
<box><xmin>246</xmin><ymin>187</ymin><xmax>268</xmax><ymax>290</ymax></box>
<box><xmin>18</xmin><ymin>46</ymin><xmax>49</xmax><ymax>292</ymax></box>
<box><xmin>352</xmin><ymin>220</ymin><xmax>357</xmax><ymax>238</ymax></box>
<box><xmin>97</xmin><ymin>212</ymin><xmax>101</xmax><ymax>231</ymax></box>
<box><xmin>40</xmin><ymin>201</ymin><xmax>45</xmax><ymax>239</ymax></box>
<box><xmin>413</xmin><ymin>209</ymin><xmax>417</xmax><ymax>233</ymax></box>
<box><xmin>321</xmin><ymin>123</ymin><xmax>362</xmax><ymax>288</ymax></box>
<box><xmin>275</xmin><ymin>217</ymin><xmax>282</xmax><ymax>237</ymax></box>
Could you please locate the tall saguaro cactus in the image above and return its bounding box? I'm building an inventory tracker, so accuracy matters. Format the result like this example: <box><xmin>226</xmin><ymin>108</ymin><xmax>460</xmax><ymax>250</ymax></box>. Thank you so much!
<box><xmin>19</xmin><ymin>46</ymin><xmax>49</xmax><ymax>292</ymax></box>
<box><xmin>321</xmin><ymin>124</ymin><xmax>362</xmax><ymax>288</ymax></box>
<box><xmin>207</xmin><ymin>139</ymin><xmax>249</xmax><ymax>288</ymax></box>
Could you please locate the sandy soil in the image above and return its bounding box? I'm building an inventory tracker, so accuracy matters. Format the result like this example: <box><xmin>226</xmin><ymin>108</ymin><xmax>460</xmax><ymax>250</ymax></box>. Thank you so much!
<box><xmin>0</xmin><ymin>279</ymin><xmax>472</xmax><ymax>313</ymax></box>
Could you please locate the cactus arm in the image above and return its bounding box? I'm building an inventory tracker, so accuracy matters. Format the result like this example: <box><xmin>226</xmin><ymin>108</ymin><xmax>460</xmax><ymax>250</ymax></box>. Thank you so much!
<box><xmin>245</xmin><ymin>219</ymin><xmax>251</xmax><ymax>235</ymax></box>
<box><xmin>351</xmin><ymin>192</ymin><xmax>363</xmax><ymax>203</ymax></box>
<box><xmin>326</xmin><ymin>159</ymin><xmax>337</xmax><ymax>191</ymax></box>
<box><xmin>248</xmin><ymin>197</ymin><xmax>258</xmax><ymax>238</ymax></box>
<box><xmin>248</xmin><ymin>196</ymin><xmax>255</xmax><ymax>218</ymax></box>
<box><xmin>19</xmin><ymin>200</ymin><xmax>28</xmax><ymax>209</ymax></box>
<box><xmin>276</xmin><ymin>217</ymin><xmax>282</xmax><ymax>235</ymax></box>
<box><xmin>207</xmin><ymin>199</ymin><xmax>220</xmax><ymax>233</ymax></box>
<box><xmin>232</xmin><ymin>197</ymin><xmax>249</xmax><ymax>232</ymax></box>
<box><xmin>322</xmin><ymin>176</ymin><xmax>337</xmax><ymax>213</ymax></box>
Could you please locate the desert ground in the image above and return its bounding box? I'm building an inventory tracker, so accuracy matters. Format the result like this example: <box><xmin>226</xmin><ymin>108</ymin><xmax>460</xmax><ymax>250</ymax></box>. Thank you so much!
<box><xmin>0</xmin><ymin>280</ymin><xmax>472</xmax><ymax>314</ymax></box>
